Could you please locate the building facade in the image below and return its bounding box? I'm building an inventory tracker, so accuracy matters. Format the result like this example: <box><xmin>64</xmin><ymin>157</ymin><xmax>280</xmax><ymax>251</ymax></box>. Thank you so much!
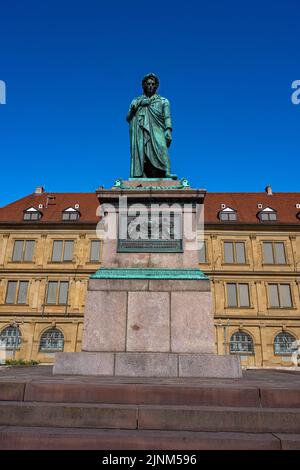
<box><xmin>0</xmin><ymin>186</ymin><xmax>299</xmax><ymax>368</ymax></box>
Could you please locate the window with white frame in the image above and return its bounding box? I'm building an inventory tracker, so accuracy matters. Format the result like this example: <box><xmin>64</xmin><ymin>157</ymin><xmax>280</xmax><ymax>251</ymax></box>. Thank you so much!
<box><xmin>224</xmin><ymin>241</ymin><xmax>246</xmax><ymax>263</ymax></box>
<box><xmin>226</xmin><ymin>283</ymin><xmax>250</xmax><ymax>307</ymax></box>
<box><xmin>5</xmin><ymin>281</ymin><xmax>29</xmax><ymax>304</ymax></box>
<box><xmin>230</xmin><ymin>331</ymin><xmax>254</xmax><ymax>354</ymax></box>
<box><xmin>90</xmin><ymin>240</ymin><xmax>101</xmax><ymax>262</ymax></box>
<box><xmin>274</xmin><ymin>332</ymin><xmax>297</xmax><ymax>355</ymax></box>
<box><xmin>23</xmin><ymin>207</ymin><xmax>42</xmax><ymax>221</ymax></box>
<box><xmin>12</xmin><ymin>240</ymin><xmax>35</xmax><ymax>262</ymax></box>
<box><xmin>258</xmin><ymin>207</ymin><xmax>277</xmax><ymax>222</ymax></box>
<box><xmin>62</xmin><ymin>207</ymin><xmax>80</xmax><ymax>221</ymax></box>
<box><xmin>219</xmin><ymin>207</ymin><xmax>237</xmax><ymax>222</ymax></box>
<box><xmin>51</xmin><ymin>240</ymin><xmax>74</xmax><ymax>262</ymax></box>
<box><xmin>262</xmin><ymin>242</ymin><xmax>286</xmax><ymax>264</ymax></box>
<box><xmin>46</xmin><ymin>281</ymin><xmax>69</xmax><ymax>305</ymax></box>
<box><xmin>268</xmin><ymin>284</ymin><xmax>292</xmax><ymax>308</ymax></box>
<box><xmin>0</xmin><ymin>326</ymin><xmax>22</xmax><ymax>350</ymax></box>
<box><xmin>39</xmin><ymin>328</ymin><xmax>64</xmax><ymax>352</ymax></box>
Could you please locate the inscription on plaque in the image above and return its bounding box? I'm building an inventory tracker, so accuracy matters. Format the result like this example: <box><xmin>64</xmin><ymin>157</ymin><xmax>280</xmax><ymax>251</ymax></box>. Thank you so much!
<box><xmin>118</xmin><ymin>212</ymin><xmax>183</xmax><ymax>253</ymax></box>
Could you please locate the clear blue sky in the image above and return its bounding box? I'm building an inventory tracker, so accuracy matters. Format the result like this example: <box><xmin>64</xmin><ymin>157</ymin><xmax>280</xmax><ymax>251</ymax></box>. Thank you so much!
<box><xmin>0</xmin><ymin>0</ymin><xmax>299</xmax><ymax>206</ymax></box>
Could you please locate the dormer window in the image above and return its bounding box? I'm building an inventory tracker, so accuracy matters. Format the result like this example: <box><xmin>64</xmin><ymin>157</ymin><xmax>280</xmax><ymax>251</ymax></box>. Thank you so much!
<box><xmin>62</xmin><ymin>207</ymin><xmax>80</xmax><ymax>221</ymax></box>
<box><xmin>219</xmin><ymin>207</ymin><xmax>237</xmax><ymax>222</ymax></box>
<box><xmin>23</xmin><ymin>207</ymin><xmax>42</xmax><ymax>221</ymax></box>
<box><xmin>258</xmin><ymin>207</ymin><xmax>277</xmax><ymax>222</ymax></box>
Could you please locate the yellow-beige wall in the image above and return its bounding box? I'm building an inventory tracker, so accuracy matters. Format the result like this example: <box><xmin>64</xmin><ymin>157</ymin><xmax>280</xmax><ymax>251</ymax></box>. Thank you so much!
<box><xmin>0</xmin><ymin>228</ymin><xmax>299</xmax><ymax>367</ymax></box>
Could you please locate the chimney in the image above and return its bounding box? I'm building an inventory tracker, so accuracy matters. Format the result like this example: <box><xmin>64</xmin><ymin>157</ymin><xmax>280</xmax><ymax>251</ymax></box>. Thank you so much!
<box><xmin>45</xmin><ymin>194</ymin><xmax>56</xmax><ymax>208</ymax></box>
<box><xmin>35</xmin><ymin>186</ymin><xmax>44</xmax><ymax>195</ymax></box>
<box><xmin>265</xmin><ymin>185</ymin><xmax>273</xmax><ymax>196</ymax></box>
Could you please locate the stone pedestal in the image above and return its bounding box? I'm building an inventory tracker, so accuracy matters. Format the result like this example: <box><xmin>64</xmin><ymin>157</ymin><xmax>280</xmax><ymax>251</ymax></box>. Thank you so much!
<box><xmin>53</xmin><ymin>179</ymin><xmax>241</xmax><ymax>378</ymax></box>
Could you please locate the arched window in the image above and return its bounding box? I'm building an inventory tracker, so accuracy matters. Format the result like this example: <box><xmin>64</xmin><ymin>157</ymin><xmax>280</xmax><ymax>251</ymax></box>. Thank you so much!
<box><xmin>0</xmin><ymin>326</ymin><xmax>22</xmax><ymax>350</ymax></box>
<box><xmin>274</xmin><ymin>332</ymin><xmax>297</xmax><ymax>355</ymax></box>
<box><xmin>230</xmin><ymin>331</ymin><xmax>254</xmax><ymax>354</ymax></box>
<box><xmin>39</xmin><ymin>328</ymin><xmax>64</xmax><ymax>352</ymax></box>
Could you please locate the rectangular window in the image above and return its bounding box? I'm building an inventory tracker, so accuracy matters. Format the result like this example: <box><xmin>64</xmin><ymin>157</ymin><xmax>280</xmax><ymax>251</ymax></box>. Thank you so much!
<box><xmin>52</xmin><ymin>241</ymin><xmax>63</xmax><ymax>262</ymax></box>
<box><xmin>268</xmin><ymin>284</ymin><xmax>279</xmax><ymax>307</ymax></box>
<box><xmin>12</xmin><ymin>240</ymin><xmax>35</xmax><ymax>262</ymax></box>
<box><xmin>268</xmin><ymin>284</ymin><xmax>292</xmax><ymax>308</ymax></box>
<box><xmin>227</xmin><ymin>283</ymin><xmax>237</xmax><ymax>307</ymax></box>
<box><xmin>280</xmin><ymin>284</ymin><xmax>292</xmax><ymax>307</ymax></box>
<box><xmin>90</xmin><ymin>240</ymin><xmax>101</xmax><ymax>262</ymax></box>
<box><xmin>24</xmin><ymin>240</ymin><xmax>35</xmax><ymax>261</ymax></box>
<box><xmin>239</xmin><ymin>284</ymin><xmax>250</xmax><ymax>307</ymax></box>
<box><xmin>220</xmin><ymin>212</ymin><xmax>237</xmax><ymax>221</ymax></box>
<box><xmin>46</xmin><ymin>281</ymin><xmax>69</xmax><ymax>305</ymax></box>
<box><xmin>58</xmin><ymin>281</ymin><xmax>69</xmax><ymax>304</ymax></box>
<box><xmin>227</xmin><ymin>283</ymin><xmax>250</xmax><ymax>307</ymax></box>
<box><xmin>224</xmin><ymin>242</ymin><xmax>246</xmax><ymax>264</ymax></box>
<box><xmin>263</xmin><ymin>242</ymin><xmax>273</xmax><ymax>264</ymax></box>
<box><xmin>199</xmin><ymin>241</ymin><xmax>206</xmax><ymax>263</ymax></box>
<box><xmin>63</xmin><ymin>241</ymin><xmax>74</xmax><ymax>261</ymax></box>
<box><xmin>52</xmin><ymin>240</ymin><xmax>74</xmax><ymax>262</ymax></box>
<box><xmin>5</xmin><ymin>281</ymin><xmax>29</xmax><ymax>304</ymax></box>
<box><xmin>263</xmin><ymin>242</ymin><xmax>286</xmax><ymax>264</ymax></box>
<box><xmin>12</xmin><ymin>241</ymin><xmax>23</xmax><ymax>262</ymax></box>
<box><xmin>46</xmin><ymin>281</ymin><xmax>58</xmax><ymax>304</ymax></box>
<box><xmin>17</xmin><ymin>281</ymin><xmax>29</xmax><ymax>304</ymax></box>
<box><xmin>275</xmin><ymin>243</ymin><xmax>286</xmax><ymax>264</ymax></box>
<box><xmin>236</xmin><ymin>242</ymin><xmax>246</xmax><ymax>263</ymax></box>
<box><xmin>224</xmin><ymin>242</ymin><xmax>234</xmax><ymax>263</ymax></box>
<box><xmin>5</xmin><ymin>281</ymin><xmax>17</xmax><ymax>304</ymax></box>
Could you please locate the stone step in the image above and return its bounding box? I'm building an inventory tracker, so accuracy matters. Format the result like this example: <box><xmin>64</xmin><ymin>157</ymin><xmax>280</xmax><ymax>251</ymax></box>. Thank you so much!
<box><xmin>22</xmin><ymin>381</ymin><xmax>261</xmax><ymax>407</ymax></box>
<box><xmin>2</xmin><ymin>379</ymin><xmax>300</xmax><ymax>408</ymax></box>
<box><xmin>138</xmin><ymin>404</ymin><xmax>300</xmax><ymax>433</ymax></box>
<box><xmin>0</xmin><ymin>426</ymin><xmax>286</xmax><ymax>450</ymax></box>
<box><xmin>0</xmin><ymin>402</ymin><xmax>137</xmax><ymax>430</ymax></box>
<box><xmin>0</xmin><ymin>402</ymin><xmax>300</xmax><ymax>433</ymax></box>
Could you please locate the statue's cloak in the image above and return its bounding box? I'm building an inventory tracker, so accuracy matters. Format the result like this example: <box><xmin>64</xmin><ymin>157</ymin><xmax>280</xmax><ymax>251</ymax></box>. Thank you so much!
<box><xmin>128</xmin><ymin>94</ymin><xmax>172</xmax><ymax>177</ymax></box>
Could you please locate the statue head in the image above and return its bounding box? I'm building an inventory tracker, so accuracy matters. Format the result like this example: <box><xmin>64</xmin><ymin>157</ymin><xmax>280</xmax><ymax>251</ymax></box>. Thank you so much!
<box><xmin>142</xmin><ymin>73</ymin><xmax>159</xmax><ymax>97</ymax></box>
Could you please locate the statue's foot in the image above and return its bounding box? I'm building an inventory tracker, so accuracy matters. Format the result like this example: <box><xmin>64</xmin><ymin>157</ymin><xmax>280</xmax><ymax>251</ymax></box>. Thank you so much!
<box><xmin>165</xmin><ymin>173</ymin><xmax>178</xmax><ymax>180</ymax></box>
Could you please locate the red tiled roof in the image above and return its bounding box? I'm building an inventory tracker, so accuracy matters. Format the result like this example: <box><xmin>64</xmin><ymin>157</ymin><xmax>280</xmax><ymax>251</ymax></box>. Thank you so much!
<box><xmin>204</xmin><ymin>192</ymin><xmax>300</xmax><ymax>225</ymax></box>
<box><xmin>0</xmin><ymin>191</ymin><xmax>299</xmax><ymax>225</ymax></box>
<box><xmin>0</xmin><ymin>193</ymin><xmax>100</xmax><ymax>223</ymax></box>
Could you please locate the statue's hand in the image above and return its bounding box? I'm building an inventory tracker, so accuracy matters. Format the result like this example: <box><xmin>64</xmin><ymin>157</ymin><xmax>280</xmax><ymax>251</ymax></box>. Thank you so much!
<box><xmin>165</xmin><ymin>129</ymin><xmax>172</xmax><ymax>148</ymax></box>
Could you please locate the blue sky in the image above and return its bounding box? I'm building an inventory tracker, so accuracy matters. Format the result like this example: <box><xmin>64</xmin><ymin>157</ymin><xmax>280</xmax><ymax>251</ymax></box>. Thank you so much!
<box><xmin>0</xmin><ymin>0</ymin><xmax>299</xmax><ymax>207</ymax></box>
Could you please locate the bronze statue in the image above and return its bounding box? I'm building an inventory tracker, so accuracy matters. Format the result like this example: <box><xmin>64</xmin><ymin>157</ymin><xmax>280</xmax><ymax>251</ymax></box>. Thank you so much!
<box><xmin>126</xmin><ymin>73</ymin><xmax>176</xmax><ymax>179</ymax></box>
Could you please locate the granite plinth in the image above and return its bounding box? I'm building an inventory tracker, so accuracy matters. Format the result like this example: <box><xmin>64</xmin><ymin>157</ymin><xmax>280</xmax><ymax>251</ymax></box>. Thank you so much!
<box><xmin>53</xmin><ymin>277</ymin><xmax>242</xmax><ymax>378</ymax></box>
<box><xmin>81</xmin><ymin>278</ymin><xmax>215</xmax><ymax>354</ymax></box>
<box><xmin>53</xmin><ymin>352</ymin><xmax>242</xmax><ymax>378</ymax></box>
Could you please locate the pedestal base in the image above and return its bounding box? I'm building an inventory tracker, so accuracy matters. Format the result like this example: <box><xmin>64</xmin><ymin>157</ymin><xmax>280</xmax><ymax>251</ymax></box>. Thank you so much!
<box><xmin>53</xmin><ymin>352</ymin><xmax>242</xmax><ymax>378</ymax></box>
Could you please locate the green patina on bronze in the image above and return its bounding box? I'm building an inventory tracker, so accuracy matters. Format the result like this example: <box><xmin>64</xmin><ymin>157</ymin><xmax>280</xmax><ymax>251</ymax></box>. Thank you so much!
<box><xmin>113</xmin><ymin>177</ymin><xmax>190</xmax><ymax>190</ymax></box>
<box><xmin>91</xmin><ymin>268</ymin><xmax>208</xmax><ymax>280</ymax></box>
<box><xmin>127</xmin><ymin>73</ymin><xmax>176</xmax><ymax>179</ymax></box>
